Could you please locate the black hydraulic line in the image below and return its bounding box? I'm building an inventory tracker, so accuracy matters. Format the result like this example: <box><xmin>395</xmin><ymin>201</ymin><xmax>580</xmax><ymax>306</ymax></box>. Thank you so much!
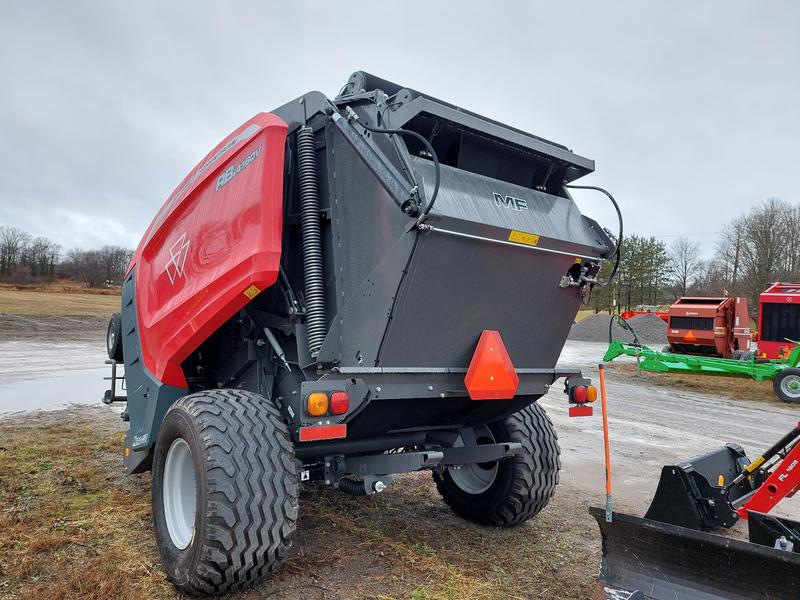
<box><xmin>330</xmin><ymin>112</ymin><xmax>420</xmax><ymax>214</ymax></box>
<box><xmin>608</xmin><ymin>314</ymin><xmax>641</xmax><ymax>346</ymax></box>
<box><xmin>295</xmin><ymin>126</ymin><xmax>327</xmax><ymax>358</ymax></box>
<box><xmin>566</xmin><ymin>184</ymin><xmax>623</xmax><ymax>285</ymax></box>
<box><xmin>341</xmin><ymin>106</ymin><xmax>440</xmax><ymax>221</ymax></box>
<box><xmin>352</xmin><ymin>118</ymin><xmax>441</xmax><ymax>221</ymax></box>
<box><xmin>337</xmin><ymin>477</ymin><xmax>368</xmax><ymax>496</ymax></box>
<box><xmin>728</xmin><ymin>424</ymin><xmax>800</xmax><ymax>489</ymax></box>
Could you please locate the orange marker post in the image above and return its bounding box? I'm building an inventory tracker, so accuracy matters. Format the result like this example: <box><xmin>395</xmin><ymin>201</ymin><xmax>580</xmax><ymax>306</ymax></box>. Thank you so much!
<box><xmin>599</xmin><ymin>363</ymin><xmax>613</xmax><ymax>522</ymax></box>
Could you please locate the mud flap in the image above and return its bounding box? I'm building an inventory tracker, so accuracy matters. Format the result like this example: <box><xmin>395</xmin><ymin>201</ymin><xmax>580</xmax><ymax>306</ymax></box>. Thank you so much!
<box><xmin>591</xmin><ymin>508</ymin><xmax>800</xmax><ymax>600</ymax></box>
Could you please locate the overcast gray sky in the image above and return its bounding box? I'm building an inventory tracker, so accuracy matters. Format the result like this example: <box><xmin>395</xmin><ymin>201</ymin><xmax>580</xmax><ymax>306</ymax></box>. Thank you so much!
<box><xmin>1</xmin><ymin>1</ymin><xmax>798</xmax><ymax>257</ymax></box>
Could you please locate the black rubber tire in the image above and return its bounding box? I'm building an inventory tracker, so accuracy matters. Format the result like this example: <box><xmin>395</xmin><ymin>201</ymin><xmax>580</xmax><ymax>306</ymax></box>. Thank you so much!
<box><xmin>773</xmin><ymin>368</ymin><xmax>800</xmax><ymax>404</ymax></box>
<box><xmin>152</xmin><ymin>389</ymin><xmax>299</xmax><ymax>595</ymax></box>
<box><xmin>739</xmin><ymin>350</ymin><xmax>754</xmax><ymax>361</ymax></box>
<box><xmin>731</xmin><ymin>350</ymin><xmax>743</xmax><ymax>360</ymax></box>
<box><xmin>433</xmin><ymin>402</ymin><xmax>560</xmax><ymax>526</ymax></box>
<box><xmin>661</xmin><ymin>345</ymin><xmax>672</xmax><ymax>354</ymax></box>
<box><xmin>106</xmin><ymin>313</ymin><xmax>123</xmax><ymax>361</ymax></box>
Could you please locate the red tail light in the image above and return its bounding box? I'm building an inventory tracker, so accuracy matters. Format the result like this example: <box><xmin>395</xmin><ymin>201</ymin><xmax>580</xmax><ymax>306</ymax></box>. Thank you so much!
<box><xmin>329</xmin><ymin>391</ymin><xmax>350</xmax><ymax>415</ymax></box>
<box><xmin>572</xmin><ymin>385</ymin><xmax>587</xmax><ymax>403</ymax></box>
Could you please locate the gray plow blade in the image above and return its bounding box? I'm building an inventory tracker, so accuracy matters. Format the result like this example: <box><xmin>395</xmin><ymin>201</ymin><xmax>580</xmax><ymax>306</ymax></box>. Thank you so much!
<box><xmin>591</xmin><ymin>508</ymin><xmax>800</xmax><ymax>600</ymax></box>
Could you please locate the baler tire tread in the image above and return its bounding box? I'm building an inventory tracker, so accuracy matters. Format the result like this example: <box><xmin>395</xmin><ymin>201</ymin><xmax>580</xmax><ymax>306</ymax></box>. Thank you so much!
<box><xmin>498</xmin><ymin>403</ymin><xmax>561</xmax><ymax>525</ymax></box>
<box><xmin>152</xmin><ymin>389</ymin><xmax>298</xmax><ymax>595</ymax></box>
<box><xmin>106</xmin><ymin>312</ymin><xmax>123</xmax><ymax>361</ymax></box>
<box><xmin>434</xmin><ymin>402</ymin><xmax>560</xmax><ymax>527</ymax></box>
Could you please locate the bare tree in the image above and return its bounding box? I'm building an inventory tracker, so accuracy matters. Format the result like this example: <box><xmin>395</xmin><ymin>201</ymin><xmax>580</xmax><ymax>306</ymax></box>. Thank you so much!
<box><xmin>21</xmin><ymin>237</ymin><xmax>61</xmax><ymax>278</ymax></box>
<box><xmin>0</xmin><ymin>226</ymin><xmax>31</xmax><ymax>275</ymax></box>
<box><xmin>669</xmin><ymin>237</ymin><xmax>701</xmax><ymax>297</ymax></box>
<box><xmin>60</xmin><ymin>245</ymin><xmax>132</xmax><ymax>288</ymax></box>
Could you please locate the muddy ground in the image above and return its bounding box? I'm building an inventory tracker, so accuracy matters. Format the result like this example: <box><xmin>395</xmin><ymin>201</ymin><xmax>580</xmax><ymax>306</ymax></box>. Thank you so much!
<box><xmin>1</xmin><ymin>318</ymin><xmax>799</xmax><ymax>599</ymax></box>
<box><xmin>0</xmin><ymin>314</ymin><xmax>106</xmax><ymax>342</ymax></box>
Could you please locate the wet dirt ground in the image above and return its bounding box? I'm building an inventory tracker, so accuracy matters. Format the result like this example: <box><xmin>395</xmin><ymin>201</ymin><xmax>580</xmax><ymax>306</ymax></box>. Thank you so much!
<box><xmin>549</xmin><ymin>342</ymin><xmax>800</xmax><ymax>521</ymax></box>
<box><xmin>2</xmin><ymin>338</ymin><xmax>797</xmax><ymax>519</ymax></box>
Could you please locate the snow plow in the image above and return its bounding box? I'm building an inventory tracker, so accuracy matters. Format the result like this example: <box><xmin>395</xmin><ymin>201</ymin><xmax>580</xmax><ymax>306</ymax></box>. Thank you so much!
<box><xmin>593</xmin><ymin>421</ymin><xmax>800</xmax><ymax>599</ymax></box>
<box><xmin>102</xmin><ymin>71</ymin><xmax>619</xmax><ymax>594</ymax></box>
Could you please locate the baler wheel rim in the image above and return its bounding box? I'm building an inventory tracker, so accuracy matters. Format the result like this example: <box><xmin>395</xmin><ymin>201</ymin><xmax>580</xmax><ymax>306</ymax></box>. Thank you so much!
<box><xmin>446</xmin><ymin>426</ymin><xmax>498</xmax><ymax>494</ymax></box>
<box><xmin>162</xmin><ymin>437</ymin><xmax>197</xmax><ymax>550</ymax></box>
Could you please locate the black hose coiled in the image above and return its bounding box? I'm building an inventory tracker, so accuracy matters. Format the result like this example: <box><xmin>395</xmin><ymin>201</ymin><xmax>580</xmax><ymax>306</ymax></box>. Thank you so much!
<box><xmin>337</xmin><ymin>477</ymin><xmax>367</xmax><ymax>496</ymax></box>
<box><xmin>296</xmin><ymin>126</ymin><xmax>326</xmax><ymax>358</ymax></box>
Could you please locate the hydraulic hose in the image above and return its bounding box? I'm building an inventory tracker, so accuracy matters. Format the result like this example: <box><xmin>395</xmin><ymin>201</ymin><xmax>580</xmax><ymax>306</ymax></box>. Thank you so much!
<box><xmin>350</xmin><ymin>114</ymin><xmax>440</xmax><ymax>221</ymax></box>
<box><xmin>337</xmin><ymin>477</ymin><xmax>367</xmax><ymax>496</ymax></box>
<box><xmin>296</xmin><ymin>126</ymin><xmax>327</xmax><ymax>358</ymax></box>
<box><xmin>566</xmin><ymin>184</ymin><xmax>623</xmax><ymax>286</ymax></box>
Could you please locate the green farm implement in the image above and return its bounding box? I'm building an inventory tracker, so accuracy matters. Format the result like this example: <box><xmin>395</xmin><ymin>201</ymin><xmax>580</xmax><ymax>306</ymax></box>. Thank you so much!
<box><xmin>603</xmin><ymin>339</ymin><xmax>800</xmax><ymax>403</ymax></box>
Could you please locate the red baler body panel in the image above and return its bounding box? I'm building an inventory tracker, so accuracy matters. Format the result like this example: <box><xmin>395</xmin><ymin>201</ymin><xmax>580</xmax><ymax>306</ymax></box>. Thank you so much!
<box><xmin>666</xmin><ymin>296</ymin><xmax>750</xmax><ymax>358</ymax></box>
<box><xmin>757</xmin><ymin>282</ymin><xmax>800</xmax><ymax>359</ymax></box>
<box><xmin>129</xmin><ymin>113</ymin><xmax>288</xmax><ymax>387</ymax></box>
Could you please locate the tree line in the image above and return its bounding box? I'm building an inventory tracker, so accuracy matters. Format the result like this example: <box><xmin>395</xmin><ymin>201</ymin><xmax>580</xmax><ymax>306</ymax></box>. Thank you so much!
<box><xmin>591</xmin><ymin>197</ymin><xmax>800</xmax><ymax>314</ymax></box>
<box><xmin>0</xmin><ymin>226</ymin><xmax>132</xmax><ymax>288</ymax></box>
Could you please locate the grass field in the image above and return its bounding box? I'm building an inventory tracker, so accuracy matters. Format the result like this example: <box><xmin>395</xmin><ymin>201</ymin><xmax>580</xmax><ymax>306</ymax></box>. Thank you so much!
<box><xmin>0</xmin><ymin>286</ymin><xmax>120</xmax><ymax>316</ymax></box>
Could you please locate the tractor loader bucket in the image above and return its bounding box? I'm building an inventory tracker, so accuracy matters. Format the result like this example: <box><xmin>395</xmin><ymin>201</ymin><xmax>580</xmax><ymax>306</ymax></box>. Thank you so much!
<box><xmin>643</xmin><ymin>444</ymin><xmax>756</xmax><ymax>530</ymax></box>
<box><xmin>591</xmin><ymin>508</ymin><xmax>800</xmax><ymax>600</ymax></box>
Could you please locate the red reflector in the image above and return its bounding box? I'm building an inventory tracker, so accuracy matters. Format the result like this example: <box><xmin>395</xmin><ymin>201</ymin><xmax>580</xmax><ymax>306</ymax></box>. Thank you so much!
<box><xmin>464</xmin><ymin>330</ymin><xmax>519</xmax><ymax>400</ymax></box>
<box><xmin>298</xmin><ymin>424</ymin><xmax>347</xmax><ymax>442</ymax></box>
<box><xmin>572</xmin><ymin>385</ymin><xmax>587</xmax><ymax>403</ymax></box>
<box><xmin>329</xmin><ymin>391</ymin><xmax>350</xmax><ymax>415</ymax></box>
<box><xmin>569</xmin><ymin>405</ymin><xmax>593</xmax><ymax>417</ymax></box>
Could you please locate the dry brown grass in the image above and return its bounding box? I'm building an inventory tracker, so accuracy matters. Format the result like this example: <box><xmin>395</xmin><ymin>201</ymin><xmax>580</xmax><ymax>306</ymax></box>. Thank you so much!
<box><xmin>0</xmin><ymin>407</ymin><xmax>600</xmax><ymax>599</ymax></box>
<box><xmin>0</xmin><ymin>288</ymin><xmax>120</xmax><ymax>316</ymax></box>
<box><xmin>0</xmin><ymin>414</ymin><xmax>172</xmax><ymax>600</ymax></box>
<box><xmin>0</xmin><ymin>281</ymin><xmax>119</xmax><ymax>295</ymax></box>
<box><xmin>608</xmin><ymin>362</ymin><xmax>800</xmax><ymax>407</ymax></box>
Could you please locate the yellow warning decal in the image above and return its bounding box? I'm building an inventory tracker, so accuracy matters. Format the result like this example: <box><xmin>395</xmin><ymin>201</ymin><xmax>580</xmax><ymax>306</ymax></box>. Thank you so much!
<box><xmin>508</xmin><ymin>230</ymin><xmax>540</xmax><ymax>246</ymax></box>
<box><xmin>745</xmin><ymin>455</ymin><xmax>766</xmax><ymax>473</ymax></box>
<box><xmin>243</xmin><ymin>284</ymin><xmax>261</xmax><ymax>300</ymax></box>
<box><xmin>574</xmin><ymin>257</ymin><xmax>582</xmax><ymax>263</ymax></box>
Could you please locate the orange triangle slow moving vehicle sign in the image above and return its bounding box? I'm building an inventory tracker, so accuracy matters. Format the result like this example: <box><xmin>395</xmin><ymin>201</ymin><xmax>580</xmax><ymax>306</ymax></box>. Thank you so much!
<box><xmin>464</xmin><ymin>330</ymin><xmax>519</xmax><ymax>400</ymax></box>
<box><xmin>684</xmin><ymin>330</ymin><xmax>697</xmax><ymax>342</ymax></box>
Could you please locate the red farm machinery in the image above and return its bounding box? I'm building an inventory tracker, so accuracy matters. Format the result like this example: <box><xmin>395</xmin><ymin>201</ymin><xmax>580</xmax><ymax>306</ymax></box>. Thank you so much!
<box><xmin>663</xmin><ymin>296</ymin><xmax>753</xmax><ymax>359</ymax></box>
<box><xmin>101</xmin><ymin>71</ymin><xmax>620</xmax><ymax>595</ymax></box>
<box><xmin>757</xmin><ymin>282</ymin><xmax>800</xmax><ymax>360</ymax></box>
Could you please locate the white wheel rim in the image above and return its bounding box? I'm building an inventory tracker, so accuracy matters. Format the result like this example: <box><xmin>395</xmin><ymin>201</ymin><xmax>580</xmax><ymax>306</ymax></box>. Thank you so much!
<box><xmin>781</xmin><ymin>375</ymin><xmax>800</xmax><ymax>399</ymax></box>
<box><xmin>163</xmin><ymin>437</ymin><xmax>196</xmax><ymax>550</ymax></box>
<box><xmin>447</xmin><ymin>426</ymin><xmax>499</xmax><ymax>494</ymax></box>
<box><xmin>107</xmin><ymin>326</ymin><xmax>115</xmax><ymax>353</ymax></box>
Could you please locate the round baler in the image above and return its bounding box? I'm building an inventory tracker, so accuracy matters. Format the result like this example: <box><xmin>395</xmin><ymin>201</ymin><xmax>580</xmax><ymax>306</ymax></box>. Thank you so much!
<box><xmin>103</xmin><ymin>71</ymin><xmax>616</xmax><ymax>594</ymax></box>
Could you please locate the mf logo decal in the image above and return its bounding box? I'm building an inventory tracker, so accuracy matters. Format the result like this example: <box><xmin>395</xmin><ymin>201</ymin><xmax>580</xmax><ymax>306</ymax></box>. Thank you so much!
<box><xmin>166</xmin><ymin>232</ymin><xmax>190</xmax><ymax>285</ymax></box>
<box><xmin>493</xmin><ymin>192</ymin><xmax>529</xmax><ymax>211</ymax></box>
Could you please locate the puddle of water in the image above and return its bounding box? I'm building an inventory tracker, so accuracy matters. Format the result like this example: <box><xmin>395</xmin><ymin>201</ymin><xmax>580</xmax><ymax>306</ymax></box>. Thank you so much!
<box><xmin>0</xmin><ymin>341</ymin><xmax>106</xmax><ymax>384</ymax></box>
<box><xmin>0</xmin><ymin>367</ymin><xmax>111</xmax><ymax>416</ymax></box>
